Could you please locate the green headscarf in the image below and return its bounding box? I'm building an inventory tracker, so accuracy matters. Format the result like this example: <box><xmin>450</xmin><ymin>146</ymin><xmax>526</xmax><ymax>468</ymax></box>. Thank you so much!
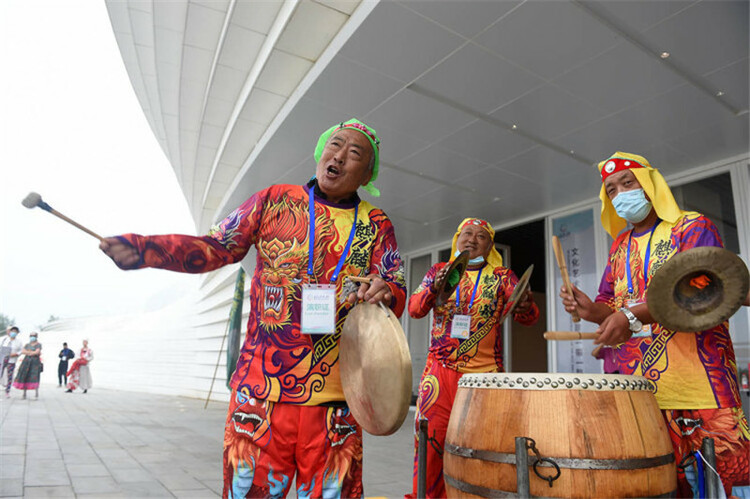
<box><xmin>313</xmin><ymin>118</ymin><xmax>381</xmax><ymax>197</ymax></box>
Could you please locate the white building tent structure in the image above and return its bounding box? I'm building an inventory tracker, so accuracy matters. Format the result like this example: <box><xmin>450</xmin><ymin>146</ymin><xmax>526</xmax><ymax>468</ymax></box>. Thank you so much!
<box><xmin>48</xmin><ymin>0</ymin><xmax>749</xmax><ymax>402</ymax></box>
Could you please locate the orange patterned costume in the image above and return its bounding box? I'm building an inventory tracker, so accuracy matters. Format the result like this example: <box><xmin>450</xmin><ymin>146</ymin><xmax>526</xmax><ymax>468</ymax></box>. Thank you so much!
<box><xmin>406</xmin><ymin>218</ymin><xmax>539</xmax><ymax>498</ymax></box>
<box><xmin>594</xmin><ymin>152</ymin><xmax>749</xmax><ymax>496</ymax></box>
<box><xmin>118</xmin><ymin>180</ymin><xmax>406</xmax><ymax>497</ymax></box>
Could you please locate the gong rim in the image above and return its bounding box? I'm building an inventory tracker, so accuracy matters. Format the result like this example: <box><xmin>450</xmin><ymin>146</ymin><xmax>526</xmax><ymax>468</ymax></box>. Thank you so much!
<box><xmin>647</xmin><ymin>246</ymin><xmax>749</xmax><ymax>331</ymax></box>
<box><xmin>499</xmin><ymin>264</ymin><xmax>534</xmax><ymax>322</ymax></box>
<box><xmin>436</xmin><ymin>250</ymin><xmax>470</xmax><ymax>307</ymax></box>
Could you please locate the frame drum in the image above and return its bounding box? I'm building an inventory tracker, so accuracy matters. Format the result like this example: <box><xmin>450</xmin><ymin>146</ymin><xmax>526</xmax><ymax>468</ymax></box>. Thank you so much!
<box><xmin>444</xmin><ymin>373</ymin><xmax>676</xmax><ymax>498</ymax></box>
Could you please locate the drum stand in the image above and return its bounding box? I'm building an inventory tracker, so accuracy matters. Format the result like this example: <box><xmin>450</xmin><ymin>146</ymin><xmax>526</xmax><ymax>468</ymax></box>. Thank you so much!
<box><xmin>701</xmin><ymin>437</ymin><xmax>720</xmax><ymax>498</ymax></box>
<box><xmin>417</xmin><ymin>418</ymin><xmax>428</xmax><ymax>498</ymax></box>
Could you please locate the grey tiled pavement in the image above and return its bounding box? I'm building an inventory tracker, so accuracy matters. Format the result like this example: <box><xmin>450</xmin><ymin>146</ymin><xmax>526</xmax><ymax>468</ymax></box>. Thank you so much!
<box><xmin>0</xmin><ymin>384</ymin><xmax>414</xmax><ymax>498</ymax></box>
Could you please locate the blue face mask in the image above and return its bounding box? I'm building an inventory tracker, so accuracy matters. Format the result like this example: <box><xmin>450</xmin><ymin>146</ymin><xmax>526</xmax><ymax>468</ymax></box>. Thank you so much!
<box><xmin>455</xmin><ymin>250</ymin><xmax>485</xmax><ymax>266</ymax></box>
<box><xmin>612</xmin><ymin>189</ymin><xmax>652</xmax><ymax>223</ymax></box>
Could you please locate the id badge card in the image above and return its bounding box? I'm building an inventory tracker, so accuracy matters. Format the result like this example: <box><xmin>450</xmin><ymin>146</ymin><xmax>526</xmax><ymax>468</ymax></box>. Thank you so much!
<box><xmin>627</xmin><ymin>299</ymin><xmax>651</xmax><ymax>337</ymax></box>
<box><xmin>451</xmin><ymin>314</ymin><xmax>471</xmax><ymax>339</ymax></box>
<box><xmin>301</xmin><ymin>284</ymin><xmax>337</xmax><ymax>334</ymax></box>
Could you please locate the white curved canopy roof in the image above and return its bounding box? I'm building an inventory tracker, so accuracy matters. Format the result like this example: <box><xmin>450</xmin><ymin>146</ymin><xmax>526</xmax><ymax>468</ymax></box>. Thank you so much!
<box><xmin>106</xmin><ymin>0</ymin><xmax>748</xmax><ymax>252</ymax></box>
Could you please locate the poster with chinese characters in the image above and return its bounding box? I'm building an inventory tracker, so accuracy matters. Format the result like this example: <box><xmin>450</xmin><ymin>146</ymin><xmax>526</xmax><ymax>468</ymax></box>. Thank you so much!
<box><xmin>552</xmin><ymin>210</ymin><xmax>602</xmax><ymax>374</ymax></box>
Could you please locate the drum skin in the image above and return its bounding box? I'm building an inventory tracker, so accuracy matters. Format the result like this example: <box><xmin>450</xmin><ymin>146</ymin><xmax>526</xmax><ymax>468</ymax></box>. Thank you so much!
<box><xmin>444</xmin><ymin>373</ymin><xmax>676</xmax><ymax>498</ymax></box>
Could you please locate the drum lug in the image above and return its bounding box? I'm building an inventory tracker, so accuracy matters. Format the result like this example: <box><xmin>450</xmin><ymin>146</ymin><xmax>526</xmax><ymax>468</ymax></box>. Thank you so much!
<box><xmin>522</xmin><ymin>437</ymin><xmax>561</xmax><ymax>488</ymax></box>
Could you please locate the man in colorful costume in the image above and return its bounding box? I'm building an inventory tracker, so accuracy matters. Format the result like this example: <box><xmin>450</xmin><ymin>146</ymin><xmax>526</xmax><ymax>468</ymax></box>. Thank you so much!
<box><xmin>406</xmin><ymin>218</ymin><xmax>539</xmax><ymax>498</ymax></box>
<box><xmin>560</xmin><ymin>152</ymin><xmax>749</xmax><ymax>496</ymax></box>
<box><xmin>100</xmin><ymin>119</ymin><xmax>406</xmax><ymax>498</ymax></box>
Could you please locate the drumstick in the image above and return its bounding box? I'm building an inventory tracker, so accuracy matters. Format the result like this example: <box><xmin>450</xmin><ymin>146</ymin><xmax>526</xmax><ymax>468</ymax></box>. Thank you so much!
<box><xmin>552</xmin><ymin>235</ymin><xmax>580</xmax><ymax>322</ymax></box>
<box><xmin>22</xmin><ymin>192</ymin><xmax>104</xmax><ymax>242</ymax></box>
<box><xmin>348</xmin><ymin>276</ymin><xmax>372</xmax><ymax>284</ymax></box>
<box><xmin>543</xmin><ymin>331</ymin><xmax>598</xmax><ymax>341</ymax></box>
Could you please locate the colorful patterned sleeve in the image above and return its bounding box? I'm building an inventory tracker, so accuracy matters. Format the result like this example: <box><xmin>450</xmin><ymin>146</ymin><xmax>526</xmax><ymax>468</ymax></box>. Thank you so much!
<box><xmin>595</xmin><ymin>235</ymin><xmax>627</xmax><ymax>309</ymax></box>
<box><xmin>502</xmin><ymin>268</ymin><xmax>540</xmax><ymax>326</ymax></box>
<box><xmin>673</xmin><ymin>213</ymin><xmax>724</xmax><ymax>251</ymax></box>
<box><xmin>408</xmin><ymin>263</ymin><xmax>444</xmax><ymax>319</ymax></box>
<box><xmin>369</xmin><ymin>210</ymin><xmax>407</xmax><ymax>318</ymax></box>
<box><xmin>116</xmin><ymin>189</ymin><xmax>268</xmax><ymax>273</ymax></box>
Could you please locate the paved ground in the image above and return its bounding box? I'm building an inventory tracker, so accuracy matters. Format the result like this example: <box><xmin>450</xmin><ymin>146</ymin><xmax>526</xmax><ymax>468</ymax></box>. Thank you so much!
<box><xmin>0</xmin><ymin>384</ymin><xmax>414</xmax><ymax>498</ymax></box>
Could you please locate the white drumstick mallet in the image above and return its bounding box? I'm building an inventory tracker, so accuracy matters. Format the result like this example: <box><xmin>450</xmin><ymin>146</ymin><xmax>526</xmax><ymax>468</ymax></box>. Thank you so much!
<box><xmin>22</xmin><ymin>192</ymin><xmax>104</xmax><ymax>242</ymax></box>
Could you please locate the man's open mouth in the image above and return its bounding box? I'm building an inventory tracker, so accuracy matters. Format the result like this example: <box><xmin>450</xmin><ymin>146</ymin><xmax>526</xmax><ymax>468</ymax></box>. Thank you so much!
<box><xmin>326</xmin><ymin>165</ymin><xmax>340</xmax><ymax>176</ymax></box>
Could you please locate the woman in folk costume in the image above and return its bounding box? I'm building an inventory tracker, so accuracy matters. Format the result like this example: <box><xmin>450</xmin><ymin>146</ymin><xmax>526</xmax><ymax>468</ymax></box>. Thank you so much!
<box><xmin>561</xmin><ymin>152</ymin><xmax>749</xmax><ymax>496</ymax></box>
<box><xmin>13</xmin><ymin>332</ymin><xmax>42</xmax><ymax>399</ymax></box>
<box><xmin>66</xmin><ymin>339</ymin><xmax>93</xmax><ymax>393</ymax></box>
<box><xmin>406</xmin><ymin>218</ymin><xmax>539</xmax><ymax>498</ymax></box>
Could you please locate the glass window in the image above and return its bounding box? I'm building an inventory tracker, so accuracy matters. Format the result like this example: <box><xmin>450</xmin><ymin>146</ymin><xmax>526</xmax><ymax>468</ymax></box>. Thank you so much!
<box><xmin>672</xmin><ymin>172</ymin><xmax>739</xmax><ymax>252</ymax></box>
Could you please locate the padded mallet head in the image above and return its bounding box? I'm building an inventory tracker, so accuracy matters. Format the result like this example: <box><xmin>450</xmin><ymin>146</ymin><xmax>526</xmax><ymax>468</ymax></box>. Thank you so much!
<box><xmin>22</xmin><ymin>192</ymin><xmax>52</xmax><ymax>212</ymax></box>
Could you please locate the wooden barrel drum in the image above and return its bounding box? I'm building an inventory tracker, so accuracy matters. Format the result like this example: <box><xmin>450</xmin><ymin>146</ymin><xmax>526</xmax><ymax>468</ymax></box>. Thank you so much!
<box><xmin>444</xmin><ymin>373</ymin><xmax>676</xmax><ymax>498</ymax></box>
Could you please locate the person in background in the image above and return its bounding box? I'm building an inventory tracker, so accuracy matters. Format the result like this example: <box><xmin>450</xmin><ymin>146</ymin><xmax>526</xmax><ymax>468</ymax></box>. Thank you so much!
<box><xmin>13</xmin><ymin>332</ymin><xmax>42</xmax><ymax>400</ymax></box>
<box><xmin>1</xmin><ymin>327</ymin><xmax>24</xmax><ymax>399</ymax></box>
<box><xmin>406</xmin><ymin>217</ymin><xmax>539</xmax><ymax>498</ymax></box>
<box><xmin>58</xmin><ymin>342</ymin><xmax>75</xmax><ymax>387</ymax></box>
<box><xmin>66</xmin><ymin>339</ymin><xmax>93</xmax><ymax>393</ymax></box>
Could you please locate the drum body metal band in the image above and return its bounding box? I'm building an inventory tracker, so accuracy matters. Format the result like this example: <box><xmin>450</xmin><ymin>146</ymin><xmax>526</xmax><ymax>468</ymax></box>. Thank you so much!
<box><xmin>445</xmin><ymin>443</ymin><xmax>675</xmax><ymax>470</ymax></box>
<box><xmin>444</xmin><ymin>475</ymin><xmax>676</xmax><ymax>499</ymax></box>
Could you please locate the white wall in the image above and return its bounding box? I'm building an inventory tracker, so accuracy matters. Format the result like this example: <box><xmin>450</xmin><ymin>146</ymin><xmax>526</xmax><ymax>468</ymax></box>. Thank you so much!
<box><xmin>40</xmin><ymin>263</ymin><xmax>247</xmax><ymax>403</ymax></box>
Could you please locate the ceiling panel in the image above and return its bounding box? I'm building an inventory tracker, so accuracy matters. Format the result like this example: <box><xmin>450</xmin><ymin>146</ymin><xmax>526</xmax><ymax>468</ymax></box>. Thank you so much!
<box><xmin>437</xmin><ymin>120</ymin><xmax>537</xmax><ymax>166</ymax></box>
<box><xmin>553</xmin><ymin>42</ymin><xmax>688</xmax><ymax>114</ymax></box>
<box><xmin>703</xmin><ymin>58</ymin><xmax>749</xmax><ymax>113</ymax></box>
<box><xmin>183</xmin><ymin>3</ymin><xmax>224</xmax><ymax>51</ymax></box>
<box><xmin>254</xmin><ymin>49</ymin><xmax>313</xmax><ymax>97</ymax></box>
<box><xmin>490</xmin><ymin>84</ymin><xmax>604</xmax><ymax>140</ymax></box>
<box><xmin>217</xmin><ymin>24</ymin><xmax>265</xmax><ymax>71</ymax></box>
<box><xmin>338</xmin><ymin>1</ymin><xmax>464</xmax><ymax>83</ymax></box>
<box><xmin>366</xmin><ymin>89</ymin><xmax>476</xmax><ymax>144</ymax></box>
<box><xmin>642</xmin><ymin>1</ymin><xmax>748</xmax><ymax>76</ymax></box>
<box><xmin>454</xmin><ymin>166</ymin><xmax>539</xmax><ymax>203</ymax></box>
<box><xmin>305</xmin><ymin>56</ymin><xmax>404</xmax><ymax>118</ymax></box>
<box><xmin>474</xmin><ymin>1</ymin><xmax>621</xmax><ymax>80</ymax></box>
<box><xmin>364</xmin><ymin>123</ymin><xmax>431</xmax><ymax>165</ymax></box>
<box><xmin>179</xmin><ymin>45</ymin><xmax>213</xmax><ymax>85</ymax></box>
<box><xmin>666</xmin><ymin>115</ymin><xmax>749</xmax><ymax>171</ymax></box>
<box><xmin>241</xmin><ymin>89</ymin><xmax>288</xmax><ymax>127</ymax></box>
<box><xmin>399</xmin><ymin>143</ymin><xmax>487</xmax><ymax>181</ymax></box>
<box><xmin>222</xmin><ymin>119</ymin><xmax>265</xmax><ymax>166</ymax></box>
<box><xmin>276</xmin><ymin>1</ymin><xmax>348</xmax><ymax>61</ymax></box>
<box><xmin>556</xmin><ymin>112</ymin><xmax>661</xmax><ymax>164</ymax></box>
<box><xmin>494</xmin><ymin>147</ymin><xmax>591</xmax><ymax>184</ymax></box>
<box><xmin>415</xmin><ymin>43</ymin><xmax>545</xmax><ymax>113</ymax></box>
<box><xmin>209</xmin><ymin>64</ymin><xmax>246</xmax><ymax>105</ymax></box>
<box><xmin>614</xmin><ymin>83</ymin><xmax>733</xmax><ymax>142</ymax></box>
<box><xmin>399</xmin><ymin>0</ymin><xmax>523</xmax><ymax>39</ymax></box>
<box><xmin>578</xmin><ymin>1</ymin><xmax>695</xmax><ymax>33</ymax></box>
<box><xmin>231</xmin><ymin>1</ymin><xmax>283</xmax><ymax>34</ymax></box>
<box><xmin>154</xmin><ymin>2</ymin><xmax>188</xmax><ymax>32</ymax></box>
<box><xmin>392</xmin><ymin>187</ymin><xmax>496</xmax><ymax>223</ymax></box>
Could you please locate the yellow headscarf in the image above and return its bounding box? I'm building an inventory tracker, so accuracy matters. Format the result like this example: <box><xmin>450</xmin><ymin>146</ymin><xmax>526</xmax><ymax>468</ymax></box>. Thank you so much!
<box><xmin>597</xmin><ymin>152</ymin><xmax>682</xmax><ymax>239</ymax></box>
<box><xmin>450</xmin><ymin>218</ymin><xmax>504</xmax><ymax>268</ymax></box>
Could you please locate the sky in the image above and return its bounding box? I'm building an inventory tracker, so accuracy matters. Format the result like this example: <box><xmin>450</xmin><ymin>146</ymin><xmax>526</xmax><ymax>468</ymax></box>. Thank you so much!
<box><xmin>0</xmin><ymin>1</ymin><xmax>199</xmax><ymax>333</ymax></box>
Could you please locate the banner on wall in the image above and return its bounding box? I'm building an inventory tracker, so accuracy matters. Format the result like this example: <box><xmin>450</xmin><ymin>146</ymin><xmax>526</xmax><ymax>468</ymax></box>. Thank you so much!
<box><xmin>552</xmin><ymin>210</ymin><xmax>602</xmax><ymax>374</ymax></box>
